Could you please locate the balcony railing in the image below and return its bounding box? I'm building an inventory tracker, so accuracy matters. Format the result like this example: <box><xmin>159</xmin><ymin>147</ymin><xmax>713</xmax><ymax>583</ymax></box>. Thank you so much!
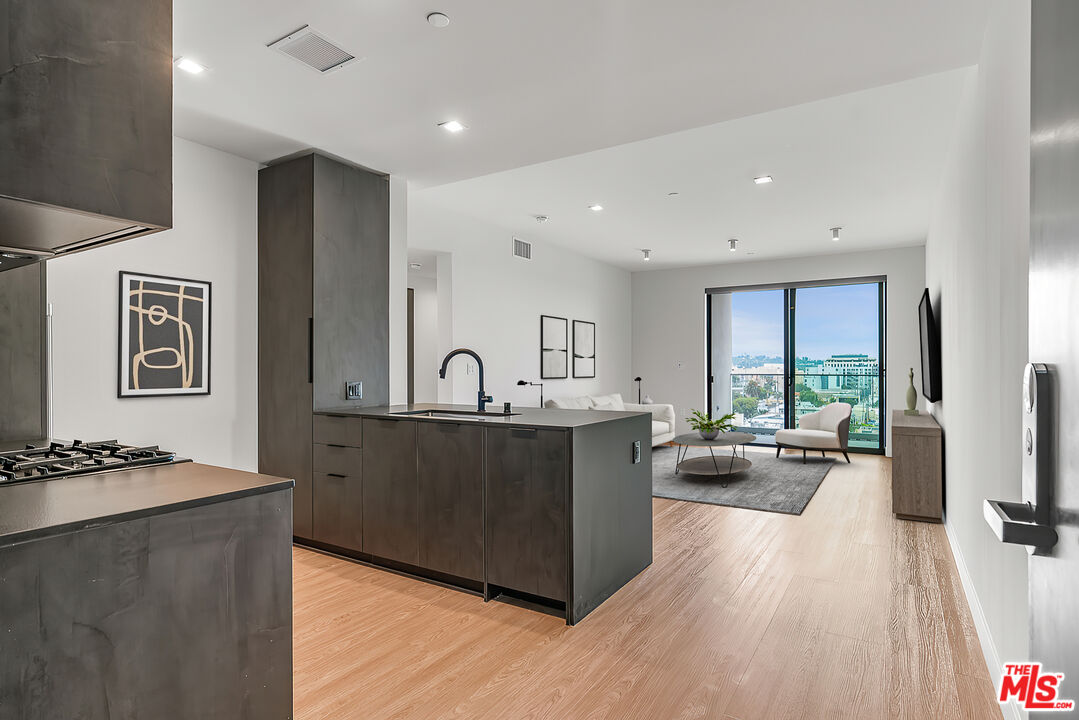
<box><xmin>722</xmin><ymin>371</ymin><xmax>881</xmax><ymax>449</ymax></box>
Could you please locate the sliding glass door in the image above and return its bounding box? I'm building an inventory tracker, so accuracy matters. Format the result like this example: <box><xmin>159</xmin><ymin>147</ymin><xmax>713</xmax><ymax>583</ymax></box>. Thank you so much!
<box><xmin>710</xmin><ymin>289</ymin><xmax>787</xmax><ymax>436</ymax></box>
<box><xmin>707</xmin><ymin>278</ymin><xmax>885</xmax><ymax>453</ymax></box>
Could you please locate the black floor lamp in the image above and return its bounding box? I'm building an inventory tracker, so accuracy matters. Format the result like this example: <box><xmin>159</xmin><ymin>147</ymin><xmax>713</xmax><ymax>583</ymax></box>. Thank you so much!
<box><xmin>634</xmin><ymin>377</ymin><xmax>642</xmax><ymax>403</ymax></box>
<box><xmin>517</xmin><ymin>379</ymin><xmax>544</xmax><ymax>407</ymax></box>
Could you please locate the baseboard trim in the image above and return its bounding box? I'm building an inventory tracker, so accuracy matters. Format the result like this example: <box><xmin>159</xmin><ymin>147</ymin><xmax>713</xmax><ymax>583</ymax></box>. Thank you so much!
<box><xmin>943</xmin><ymin>519</ymin><xmax>1024</xmax><ymax>720</ymax></box>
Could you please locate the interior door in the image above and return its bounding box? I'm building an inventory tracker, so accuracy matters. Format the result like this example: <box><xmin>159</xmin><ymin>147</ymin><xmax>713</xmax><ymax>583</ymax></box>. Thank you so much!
<box><xmin>1028</xmin><ymin>0</ymin><xmax>1079</xmax><ymax>702</ymax></box>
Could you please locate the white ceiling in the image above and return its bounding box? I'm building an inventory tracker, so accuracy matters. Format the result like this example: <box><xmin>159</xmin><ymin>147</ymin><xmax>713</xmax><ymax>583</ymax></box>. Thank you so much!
<box><xmin>414</xmin><ymin>68</ymin><xmax>973</xmax><ymax>270</ymax></box>
<box><xmin>173</xmin><ymin>0</ymin><xmax>988</xmax><ymax>188</ymax></box>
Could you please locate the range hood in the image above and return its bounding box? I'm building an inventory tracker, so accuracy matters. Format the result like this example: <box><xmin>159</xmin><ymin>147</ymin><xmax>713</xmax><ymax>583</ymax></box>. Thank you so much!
<box><xmin>0</xmin><ymin>0</ymin><xmax>173</xmax><ymax>271</ymax></box>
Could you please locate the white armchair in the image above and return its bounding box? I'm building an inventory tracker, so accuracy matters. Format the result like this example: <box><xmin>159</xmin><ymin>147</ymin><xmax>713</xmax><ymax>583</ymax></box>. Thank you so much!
<box><xmin>545</xmin><ymin>393</ymin><xmax>675</xmax><ymax>447</ymax></box>
<box><xmin>774</xmin><ymin>402</ymin><xmax>852</xmax><ymax>463</ymax></box>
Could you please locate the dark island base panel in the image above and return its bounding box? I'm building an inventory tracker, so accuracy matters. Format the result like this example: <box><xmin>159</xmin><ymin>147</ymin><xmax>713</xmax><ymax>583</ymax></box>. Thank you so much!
<box><xmin>0</xmin><ymin>489</ymin><xmax>293</xmax><ymax>720</ymax></box>
<box><xmin>299</xmin><ymin>537</ymin><xmax>485</xmax><ymax>596</ymax></box>
<box><xmin>294</xmin><ymin>409</ymin><xmax>654</xmax><ymax>626</ymax></box>
<box><xmin>301</xmin><ymin>537</ymin><xmax>569</xmax><ymax>617</ymax></box>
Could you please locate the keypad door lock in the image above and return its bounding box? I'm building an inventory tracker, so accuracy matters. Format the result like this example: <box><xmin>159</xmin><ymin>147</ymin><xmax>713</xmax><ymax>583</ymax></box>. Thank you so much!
<box><xmin>984</xmin><ymin>363</ymin><xmax>1058</xmax><ymax>551</ymax></box>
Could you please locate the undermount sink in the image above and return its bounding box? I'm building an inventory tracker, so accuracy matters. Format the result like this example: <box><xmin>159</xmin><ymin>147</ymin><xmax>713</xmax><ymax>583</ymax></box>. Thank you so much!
<box><xmin>390</xmin><ymin>409</ymin><xmax>520</xmax><ymax>421</ymax></box>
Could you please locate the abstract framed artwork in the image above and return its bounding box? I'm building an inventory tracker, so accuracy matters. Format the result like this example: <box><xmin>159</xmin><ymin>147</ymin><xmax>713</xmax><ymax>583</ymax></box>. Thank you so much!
<box><xmin>573</xmin><ymin>320</ymin><xmax>596</xmax><ymax>378</ymax></box>
<box><xmin>540</xmin><ymin>314</ymin><xmax>568</xmax><ymax>379</ymax></box>
<box><xmin>118</xmin><ymin>271</ymin><xmax>211</xmax><ymax>397</ymax></box>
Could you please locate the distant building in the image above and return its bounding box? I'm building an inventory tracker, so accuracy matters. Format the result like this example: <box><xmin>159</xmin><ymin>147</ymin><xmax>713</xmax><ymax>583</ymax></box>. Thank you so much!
<box><xmin>823</xmin><ymin>354</ymin><xmax>879</xmax><ymax>397</ymax></box>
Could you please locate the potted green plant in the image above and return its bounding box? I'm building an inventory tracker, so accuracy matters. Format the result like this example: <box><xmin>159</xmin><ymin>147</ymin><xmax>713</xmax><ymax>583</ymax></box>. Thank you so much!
<box><xmin>686</xmin><ymin>409</ymin><xmax>735</xmax><ymax>440</ymax></box>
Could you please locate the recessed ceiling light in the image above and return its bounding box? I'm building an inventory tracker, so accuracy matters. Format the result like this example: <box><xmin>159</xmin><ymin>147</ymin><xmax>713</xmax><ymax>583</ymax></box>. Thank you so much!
<box><xmin>175</xmin><ymin>57</ymin><xmax>207</xmax><ymax>74</ymax></box>
<box><xmin>409</xmin><ymin>262</ymin><xmax>423</xmax><ymax>270</ymax></box>
<box><xmin>753</xmin><ymin>176</ymin><xmax>773</xmax><ymax>185</ymax></box>
<box><xmin>439</xmin><ymin>120</ymin><xmax>466</xmax><ymax>133</ymax></box>
<box><xmin>729</xmin><ymin>238</ymin><xmax>738</xmax><ymax>252</ymax></box>
<box><xmin>534</xmin><ymin>215</ymin><xmax>549</xmax><ymax>223</ymax></box>
<box><xmin>641</xmin><ymin>249</ymin><xmax>652</xmax><ymax>262</ymax></box>
<box><xmin>427</xmin><ymin>12</ymin><xmax>451</xmax><ymax>28</ymax></box>
<box><xmin>589</xmin><ymin>204</ymin><xmax>604</xmax><ymax>212</ymax></box>
<box><xmin>831</xmin><ymin>227</ymin><xmax>842</xmax><ymax>242</ymax></box>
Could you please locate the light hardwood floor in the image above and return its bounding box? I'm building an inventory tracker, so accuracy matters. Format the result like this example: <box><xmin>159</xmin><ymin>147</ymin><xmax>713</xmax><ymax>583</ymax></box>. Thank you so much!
<box><xmin>293</xmin><ymin>451</ymin><xmax>1001</xmax><ymax>719</ymax></box>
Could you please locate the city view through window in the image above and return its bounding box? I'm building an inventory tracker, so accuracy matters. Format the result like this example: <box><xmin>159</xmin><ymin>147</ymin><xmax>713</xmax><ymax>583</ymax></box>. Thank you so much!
<box><xmin>711</xmin><ymin>282</ymin><xmax>883</xmax><ymax>451</ymax></box>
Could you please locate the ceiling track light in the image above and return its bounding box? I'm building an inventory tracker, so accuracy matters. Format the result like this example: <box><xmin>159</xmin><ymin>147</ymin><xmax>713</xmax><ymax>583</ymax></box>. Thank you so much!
<box><xmin>754</xmin><ymin>175</ymin><xmax>773</xmax><ymax>185</ymax></box>
<box><xmin>729</xmin><ymin>238</ymin><xmax>738</xmax><ymax>252</ymax></box>
<box><xmin>589</xmin><ymin>204</ymin><xmax>604</xmax><ymax>212</ymax></box>
<box><xmin>831</xmin><ymin>227</ymin><xmax>842</xmax><ymax>242</ymax></box>
<box><xmin>641</xmin><ymin>249</ymin><xmax>652</xmax><ymax>262</ymax></box>
<box><xmin>439</xmin><ymin>120</ymin><xmax>466</xmax><ymax>133</ymax></box>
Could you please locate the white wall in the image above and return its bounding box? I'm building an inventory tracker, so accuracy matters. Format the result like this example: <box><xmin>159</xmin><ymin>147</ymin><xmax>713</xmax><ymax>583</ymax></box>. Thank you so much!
<box><xmin>48</xmin><ymin>138</ymin><xmax>258</xmax><ymax>471</ymax></box>
<box><xmin>924</xmin><ymin>0</ymin><xmax>1031</xmax><ymax>696</ymax></box>
<box><xmin>409</xmin><ymin>199</ymin><xmax>633</xmax><ymax>408</ymax></box>
<box><xmin>631</xmin><ymin>245</ymin><xmax>925</xmax><ymax>453</ymax></box>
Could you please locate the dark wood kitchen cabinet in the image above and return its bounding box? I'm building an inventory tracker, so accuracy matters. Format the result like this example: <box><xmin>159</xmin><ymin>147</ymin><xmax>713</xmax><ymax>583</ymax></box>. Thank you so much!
<box><xmin>257</xmin><ymin>153</ymin><xmax>389</xmax><ymax>540</ymax></box>
<box><xmin>486</xmin><ymin>427</ymin><xmax>568</xmax><ymax>602</ymax></box>
<box><xmin>362</xmin><ymin>418</ymin><xmax>419</xmax><ymax>564</ymax></box>
<box><xmin>417</xmin><ymin>421</ymin><xmax>483</xmax><ymax>581</ymax></box>
<box><xmin>311</xmin><ymin>422</ymin><xmax>363</xmax><ymax>551</ymax></box>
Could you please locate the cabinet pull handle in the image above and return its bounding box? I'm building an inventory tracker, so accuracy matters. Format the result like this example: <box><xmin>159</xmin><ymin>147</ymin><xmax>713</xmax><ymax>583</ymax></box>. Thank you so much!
<box><xmin>307</xmin><ymin>318</ymin><xmax>313</xmax><ymax>384</ymax></box>
<box><xmin>327</xmin><ymin>473</ymin><xmax>346</xmax><ymax>478</ymax></box>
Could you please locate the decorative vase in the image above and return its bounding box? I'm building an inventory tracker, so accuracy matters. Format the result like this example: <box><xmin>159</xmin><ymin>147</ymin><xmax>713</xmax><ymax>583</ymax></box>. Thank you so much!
<box><xmin>905</xmin><ymin>367</ymin><xmax>920</xmax><ymax>415</ymax></box>
<box><xmin>699</xmin><ymin>429</ymin><xmax>719</xmax><ymax>440</ymax></box>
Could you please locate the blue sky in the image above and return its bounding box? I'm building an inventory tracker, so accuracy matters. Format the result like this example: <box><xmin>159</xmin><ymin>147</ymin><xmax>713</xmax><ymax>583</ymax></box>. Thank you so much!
<box><xmin>729</xmin><ymin>284</ymin><xmax>879</xmax><ymax>359</ymax></box>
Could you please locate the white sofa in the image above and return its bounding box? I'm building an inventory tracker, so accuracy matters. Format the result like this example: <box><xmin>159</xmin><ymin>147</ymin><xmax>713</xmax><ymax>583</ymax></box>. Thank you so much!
<box><xmin>545</xmin><ymin>393</ymin><xmax>676</xmax><ymax>447</ymax></box>
<box><xmin>774</xmin><ymin>402</ymin><xmax>852</xmax><ymax>463</ymax></box>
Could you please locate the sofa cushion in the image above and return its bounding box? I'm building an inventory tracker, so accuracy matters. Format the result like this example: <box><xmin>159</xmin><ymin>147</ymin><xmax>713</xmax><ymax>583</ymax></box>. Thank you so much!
<box><xmin>775</xmin><ymin>428</ymin><xmax>841</xmax><ymax>450</ymax></box>
<box><xmin>592</xmin><ymin>401</ymin><xmax>618</xmax><ymax>411</ymax></box>
<box><xmin>651</xmin><ymin>420</ymin><xmax>671</xmax><ymax>436</ymax></box>
<box><xmin>588</xmin><ymin>393</ymin><xmax>625</xmax><ymax>411</ymax></box>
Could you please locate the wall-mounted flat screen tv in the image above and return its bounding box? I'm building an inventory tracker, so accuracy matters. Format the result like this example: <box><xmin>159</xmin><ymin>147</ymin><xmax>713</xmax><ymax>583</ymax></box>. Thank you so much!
<box><xmin>918</xmin><ymin>288</ymin><xmax>942</xmax><ymax>402</ymax></box>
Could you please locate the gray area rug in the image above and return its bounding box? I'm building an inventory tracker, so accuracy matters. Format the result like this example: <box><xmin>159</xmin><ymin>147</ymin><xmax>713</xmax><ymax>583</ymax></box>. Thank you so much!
<box><xmin>652</xmin><ymin>446</ymin><xmax>834</xmax><ymax>515</ymax></box>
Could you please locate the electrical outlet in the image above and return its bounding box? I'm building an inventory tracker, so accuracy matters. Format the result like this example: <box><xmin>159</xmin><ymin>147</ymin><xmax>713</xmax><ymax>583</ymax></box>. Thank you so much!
<box><xmin>345</xmin><ymin>381</ymin><xmax>362</xmax><ymax>400</ymax></box>
<box><xmin>632</xmin><ymin>440</ymin><xmax>641</xmax><ymax>464</ymax></box>
<box><xmin>466</xmin><ymin>363</ymin><xmax>475</xmax><ymax>375</ymax></box>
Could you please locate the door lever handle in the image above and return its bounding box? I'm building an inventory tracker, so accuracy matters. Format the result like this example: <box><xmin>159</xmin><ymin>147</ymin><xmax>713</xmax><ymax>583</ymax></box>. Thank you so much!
<box><xmin>985</xmin><ymin>363</ymin><xmax>1057</xmax><ymax>552</ymax></box>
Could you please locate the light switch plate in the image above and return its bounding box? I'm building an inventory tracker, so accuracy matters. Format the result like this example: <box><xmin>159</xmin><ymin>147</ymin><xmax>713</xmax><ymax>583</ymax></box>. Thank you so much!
<box><xmin>345</xmin><ymin>381</ymin><xmax>362</xmax><ymax>400</ymax></box>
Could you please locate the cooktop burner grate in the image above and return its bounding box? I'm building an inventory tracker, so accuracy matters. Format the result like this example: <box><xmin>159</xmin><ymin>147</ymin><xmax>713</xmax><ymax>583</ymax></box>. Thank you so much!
<box><xmin>0</xmin><ymin>440</ymin><xmax>181</xmax><ymax>484</ymax></box>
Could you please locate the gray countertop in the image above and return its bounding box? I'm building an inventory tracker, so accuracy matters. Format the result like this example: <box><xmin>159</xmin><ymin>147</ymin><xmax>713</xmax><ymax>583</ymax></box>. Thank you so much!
<box><xmin>316</xmin><ymin>403</ymin><xmax>649</xmax><ymax>429</ymax></box>
<box><xmin>0</xmin><ymin>462</ymin><xmax>294</xmax><ymax>547</ymax></box>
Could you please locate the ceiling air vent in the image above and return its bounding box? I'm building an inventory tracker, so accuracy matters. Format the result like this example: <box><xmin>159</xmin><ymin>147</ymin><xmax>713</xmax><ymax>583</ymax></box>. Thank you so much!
<box><xmin>268</xmin><ymin>25</ymin><xmax>359</xmax><ymax>73</ymax></box>
<box><xmin>512</xmin><ymin>237</ymin><xmax>532</xmax><ymax>260</ymax></box>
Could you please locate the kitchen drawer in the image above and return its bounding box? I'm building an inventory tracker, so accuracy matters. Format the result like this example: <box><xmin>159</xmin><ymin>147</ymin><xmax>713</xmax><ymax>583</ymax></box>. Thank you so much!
<box><xmin>313</xmin><ymin>472</ymin><xmax>363</xmax><ymax>552</ymax></box>
<box><xmin>313</xmin><ymin>443</ymin><xmax>362</xmax><ymax>477</ymax></box>
<box><xmin>313</xmin><ymin>414</ymin><xmax>363</xmax><ymax>448</ymax></box>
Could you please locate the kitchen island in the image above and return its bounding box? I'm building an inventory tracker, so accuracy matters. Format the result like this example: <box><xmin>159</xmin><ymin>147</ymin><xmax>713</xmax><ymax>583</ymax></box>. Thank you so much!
<box><xmin>308</xmin><ymin>403</ymin><xmax>653</xmax><ymax>624</ymax></box>
<box><xmin>0</xmin><ymin>462</ymin><xmax>294</xmax><ymax>719</ymax></box>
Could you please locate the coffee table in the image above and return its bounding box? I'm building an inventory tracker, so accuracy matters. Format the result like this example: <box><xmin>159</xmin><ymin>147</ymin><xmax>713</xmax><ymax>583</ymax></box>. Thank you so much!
<box><xmin>672</xmin><ymin>432</ymin><xmax>757</xmax><ymax>487</ymax></box>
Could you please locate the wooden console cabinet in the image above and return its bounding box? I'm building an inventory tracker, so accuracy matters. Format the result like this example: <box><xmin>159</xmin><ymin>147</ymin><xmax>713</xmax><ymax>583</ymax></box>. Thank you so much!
<box><xmin>890</xmin><ymin>410</ymin><xmax>943</xmax><ymax>522</ymax></box>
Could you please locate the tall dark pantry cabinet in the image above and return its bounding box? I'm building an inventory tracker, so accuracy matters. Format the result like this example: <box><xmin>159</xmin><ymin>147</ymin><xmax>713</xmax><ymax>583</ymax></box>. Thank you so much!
<box><xmin>258</xmin><ymin>153</ymin><xmax>389</xmax><ymax>539</ymax></box>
